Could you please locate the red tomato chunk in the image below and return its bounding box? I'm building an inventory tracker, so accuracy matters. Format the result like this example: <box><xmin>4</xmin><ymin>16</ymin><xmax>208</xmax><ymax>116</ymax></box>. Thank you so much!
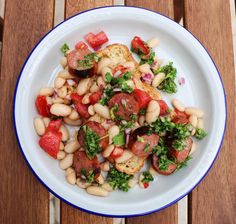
<box><xmin>35</xmin><ymin>95</ymin><xmax>51</xmax><ymax>117</ymax></box>
<box><xmin>85</xmin><ymin>31</ymin><xmax>109</xmax><ymax>50</ymax></box>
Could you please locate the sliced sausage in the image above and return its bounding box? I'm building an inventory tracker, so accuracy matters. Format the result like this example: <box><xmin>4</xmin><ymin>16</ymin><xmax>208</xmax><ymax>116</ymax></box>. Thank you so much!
<box><xmin>152</xmin><ymin>155</ymin><xmax>177</xmax><ymax>175</ymax></box>
<box><xmin>73</xmin><ymin>150</ymin><xmax>101</xmax><ymax>180</ymax></box>
<box><xmin>108</xmin><ymin>93</ymin><xmax>139</xmax><ymax>121</ymax></box>
<box><xmin>128</xmin><ymin>126</ymin><xmax>159</xmax><ymax>157</ymax></box>
<box><xmin>77</xmin><ymin>121</ymin><xmax>109</xmax><ymax>150</ymax></box>
<box><xmin>169</xmin><ymin>137</ymin><xmax>193</xmax><ymax>163</ymax></box>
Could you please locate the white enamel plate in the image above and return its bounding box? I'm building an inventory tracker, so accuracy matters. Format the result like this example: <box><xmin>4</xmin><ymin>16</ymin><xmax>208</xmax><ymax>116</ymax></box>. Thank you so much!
<box><xmin>14</xmin><ymin>6</ymin><xmax>226</xmax><ymax>217</ymax></box>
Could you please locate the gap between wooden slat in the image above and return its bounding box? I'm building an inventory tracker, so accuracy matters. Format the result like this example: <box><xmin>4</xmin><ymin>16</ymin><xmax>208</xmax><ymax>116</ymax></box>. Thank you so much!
<box><xmin>230</xmin><ymin>0</ymin><xmax>236</xmax><ymax>82</ymax></box>
<box><xmin>50</xmin><ymin>1</ymin><xmax>66</xmax><ymax>224</ymax></box>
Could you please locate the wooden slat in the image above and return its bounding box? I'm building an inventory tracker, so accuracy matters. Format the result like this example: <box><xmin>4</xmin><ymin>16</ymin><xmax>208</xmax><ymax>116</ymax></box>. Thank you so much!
<box><xmin>125</xmin><ymin>1</ymin><xmax>177</xmax><ymax>224</ymax></box>
<box><xmin>184</xmin><ymin>0</ymin><xmax>236</xmax><ymax>223</ymax></box>
<box><xmin>0</xmin><ymin>0</ymin><xmax>54</xmax><ymax>223</ymax></box>
<box><xmin>60</xmin><ymin>1</ymin><xmax>113</xmax><ymax>223</ymax></box>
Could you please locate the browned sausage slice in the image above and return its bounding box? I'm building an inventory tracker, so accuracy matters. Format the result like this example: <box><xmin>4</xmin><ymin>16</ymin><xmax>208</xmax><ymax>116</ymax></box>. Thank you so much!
<box><xmin>73</xmin><ymin>150</ymin><xmax>101</xmax><ymax>180</ymax></box>
<box><xmin>169</xmin><ymin>138</ymin><xmax>193</xmax><ymax>163</ymax></box>
<box><xmin>108</xmin><ymin>93</ymin><xmax>139</xmax><ymax>121</ymax></box>
<box><xmin>152</xmin><ymin>155</ymin><xmax>177</xmax><ymax>175</ymax></box>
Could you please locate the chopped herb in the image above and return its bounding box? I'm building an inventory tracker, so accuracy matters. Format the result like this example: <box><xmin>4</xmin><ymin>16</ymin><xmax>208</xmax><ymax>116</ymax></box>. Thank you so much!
<box><xmin>195</xmin><ymin>128</ymin><xmax>207</xmax><ymax>140</ymax></box>
<box><xmin>159</xmin><ymin>154</ymin><xmax>175</xmax><ymax>171</ymax></box>
<box><xmin>121</xmin><ymin>82</ymin><xmax>133</xmax><ymax>93</ymax></box>
<box><xmin>112</xmin><ymin>133</ymin><xmax>125</xmax><ymax>146</ymax></box>
<box><xmin>83</xmin><ymin>126</ymin><xmax>102</xmax><ymax>159</ymax></box>
<box><xmin>77</xmin><ymin>52</ymin><xmax>100</xmax><ymax>68</ymax></box>
<box><xmin>107</xmin><ymin>168</ymin><xmax>133</xmax><ymax>192</ymax></box>
<box><xmin>141</xmin><ymin>171</ymin><xmax>154</xmax><ymax>183</ymax></box>
<box><xmin>152</xmin><ymin>137</ymin><xmax>168</xmax><ymax>155</ymax></box>
<box><xmin>173</xmin><ymin>123</ymin><xmax>192</xmax><ymax>140</ymax></box>
<box><xmin>99</xmin><ymin>87</ymin><xmax>114</xmax><ymax>105</ymax></box>
<box><xmin>110</xmin><ymin>72</ymin><xmax>133</xmax><ymax>93</ymax></box>
<box><xmin>87</xmin><ymin>170</ymin><xmax>95</xmax><ymax>183</ymax></box>
<box><xmin>131</xmin><ymin>114</ymin><xmax>138</xmax><ymax>121</ymax></box>
<box><xmin>140</xmin><ymin>52</ymin><xmax>155</xmax><ymax>65</ymax></box>
<box><xmin>172</xmin><ymin>139</ymin><xmax>186</xmax><ymax>151</ymax></box>
<box><xmin>144</xmin><ymin>143</ymin><xmax>150</xmax><ymax>152</ymax></box>
<box><xmin>176</xmin><ymin>156</ymin><xmax>192</xmax><ymax>170</ymax></box>
<box><xmin>110</xmin><ymin>105</ymin><xmax>118</xmax><ymax>120</ymax></box>
<box><xmin>60</xmin><ymin>43</ymin><xmax>69</xmax><ymax>56</ymax></box>
<box><xmin>119</xmin><ymin>121</ymin><xmax>134</xmax><ymax>131</ymax></box>
<box><xmin>155</xmin><ymin>62</ymin><xmax>177</xmax><ymax>94</ymax></box>
<box><xmin>81</xmin><ymin>168</ymin><xmax>87</xmax><ymax>177</ymax></box>
<box><xmin>123</xmin><ymin>71</ymin><xmax>132</xmax><ymax>80</ymax></box>
<box><xmin>137</xmin><ymin>135</ymin><xmax>145</xmax><ymax>142</ymax></box>
<box><xmin>105</xmin><ymin>72</ymin><xmax>113</xmax><ymax>84</ymax></box>
<box><xmin>139</xmin><ymin>108</ymin><xmax>146</xmax><ymax>115</ymax></box>
<box><xmin>151</xmin><ymin>117</ymin><xmax>175</xmax><ymax>135</ymax></box>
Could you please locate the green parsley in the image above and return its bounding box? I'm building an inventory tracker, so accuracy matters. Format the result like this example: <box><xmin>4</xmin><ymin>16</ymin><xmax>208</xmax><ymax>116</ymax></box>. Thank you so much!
<box><xmin>131</xmin><ymin>114</ymin><xmax>138</xmax><ymax>121</ymax></box>
<box><xmin>110</xmin><ymin>72</ymin><xmax>133</xmax><ymax>93</ymax></box>
<box><xmin>195</xmin><ymin>128</ymin><xmax>207</xmax><ymax>140</ymax></box>
<box><xmin>83</xmin><ymin>126</ymin><xmax>102</xmax><ymax>159</ymax></box>
<box><xmin>176</xmin><ymin>156</ymin><xmax>192</xmax><ymax>170</ymax></box>
<box><xmin>77</xmin><ymin>52</ymin><xmax>100</xmax><ymax>68</ymax></box>
<box><xmin>140</xmin><ymin>52</ymin><xmax>155</xmax><ymax>65</ymax></box>
<box><xmin>151</xmin><ymin>117</ymin><xmax>175</xmax><ymax>135</ymax></box>
<box><xmin>152</xmin><ymin>137</ymin><xmax>168</xmax><ymax>155</ymax></box>
<box><xmin>107</xmin><ymin>168</ymin><xmax>133</xmax><ymax>192</ymax></box>
<box><xmin>60</xmin><ymin>43</ymin><xmax>69</xmax><ymax>56</ymax></box>
<box><xmin>143</xmin><ymin>143</ymin><xmax>150</xmax><ymax>152</ymax></box>
<box><xmin>172</xmin><ymin>139</ymin><xmax>186</xmax><ymax>151</ymax></box>
<box><xmin>119</xmin><ymin>121</ymin><xmax>134</xmax><ymax>131</ymax></box>
<box><xmin>110</xmin><ymin>105</ymin><xmax>118</xmax><ymax>120</ymax></box>
<box><xmin>105</xmin><ymin>72</ymin><xmax>113</xmax><ymax>84</ymax></box>
<box><xmin>141</xmin><ymin>171</ymin><xmax>154</xmax><ymax>183</ymax></box>
<box><xmin>112</xmin><ymin>133</ymin><xmax>125</xmax><ymax>146</ymax></box>
<box><xmin>99</xmin><ymin>87</ymin><xmax>114</xmax><ymax>105</ymax></box>
<box><xmin>87</xmin><ymin>170</ymin><xmax>95</xmax><ymax>183</ymax></box>
<box><xmin>137</xmin><ymin>135</ymin><xmax>145</xmax><ymax>142</ymax></box>
<box><xmin>155</xmin><ymin>62</ymin><xmax>177</xmax><ymax>94</ymax></box>
<box><xmin>173</xmin><ymin>123</ymin><xmax>192</xmax><ymax>140</ymax></box>
<box><xmin>139</xmin><ymin>108</ymin><xmax>146</xmax><ymax>115</ymax></box>
<box><xmin>159</xmin><ymin>154</ymin><xmax>175</xmax><ymax>171</ymax></box>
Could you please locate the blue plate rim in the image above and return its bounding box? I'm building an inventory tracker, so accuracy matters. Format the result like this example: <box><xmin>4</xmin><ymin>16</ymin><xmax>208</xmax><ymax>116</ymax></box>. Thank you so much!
<box><xmin>13</xmin><ymin>5</ymin><xmax>227</xmax><ymax>218</ymax></box>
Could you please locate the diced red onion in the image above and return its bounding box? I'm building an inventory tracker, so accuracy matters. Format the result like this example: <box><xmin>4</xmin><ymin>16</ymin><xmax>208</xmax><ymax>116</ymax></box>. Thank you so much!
<box><xmin>125</xmin><ymin>134</ymin><xmax>130</xmax><ymax>146</ymax></box>
<box><xmin>125</xmin><ymin>128</ymin><xmax>131</xmax><ymax>134</ymax></box>
<box><xmin>178</xmin><ymin>77</ymin><xmax>185</xmax><ymax>85</ymax></box>
<box><xmin>67</xmin><ymin>79</ymin><xmax>76</xmax><ymax>86</ymax></box>
<box><xmin>142</xmin><ymin>73</ymin><xmax>154</xmax><ymax>84</ymax></box>
<box><xmin>113</xmin><ymin>88</ymin><xmax>122</xmax><ymax>92</ymax></box>
<box><xmin>113</xmin><ymin>70</ymin><xmax>122</xmax><ymax>78</ymax></box>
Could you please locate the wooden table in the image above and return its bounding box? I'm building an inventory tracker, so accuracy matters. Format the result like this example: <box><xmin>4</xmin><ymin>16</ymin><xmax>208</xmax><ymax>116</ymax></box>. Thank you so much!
<box><xmin>0</xmin><ymin>0</ymin><xmax>235</xmax><ymax>223</ymax></box>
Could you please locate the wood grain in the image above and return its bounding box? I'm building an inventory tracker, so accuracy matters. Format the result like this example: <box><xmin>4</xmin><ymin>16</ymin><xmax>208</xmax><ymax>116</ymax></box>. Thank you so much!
<box><xmin>60</xmin><ymin>1</ymin><xmax>113</xmax><ymax>223</ymax></box>
<box><xmin>125</xmin><ymin>1</ymin><xmax>177</xmax><ymax>223</ymax></box>
<box><xmin>184</xmin><ymin>0</ymin><xmax>236</xmax><ymax>223</ymax></box>
<box><xmin>0</xmin><ymin>0</ymin><xmax>54</xmax><ymax>223</ymax></box>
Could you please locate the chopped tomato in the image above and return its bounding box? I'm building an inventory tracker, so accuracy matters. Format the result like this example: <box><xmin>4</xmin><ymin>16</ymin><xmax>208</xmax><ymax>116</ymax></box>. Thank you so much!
<box><xmin>158</xmin><ymin>100</ymin><xmax>169</xmax><ymax>116</ymax></box>
<box><xmin>85</xmin><ymin>31</ymin><xmax>109</xmax><ymax>50</ymax></box>
<box><xmin>89</xmin><ymin>91</ymin><xmax>102</xmax><ymax>105</ymax></box>
<box><xmin>39</xmin><ymin>119</ymin><xmax>62</xmax><ymax>159</ymax></box>
<box><xmin>110</xmin><ymin>147</ymin><xmax>124</xmax><ymax>159</ymax></box>
<box><xmin>133</xmin><ymin>89</ymin><xmax>152</xmax><ymax>109</ymax></box>
<box><xmin>75</xmin><ymin>41</ymin><xmax>88</xmax><ymax>50</ymax></box>
<box><xmin>131</xmin><ymin>36</ymin><xmax>150</xmax><ymax>55</ymax></box>
<box><xmin>71</xmin><ymin>93</ymin><xmax>89</xmax><ymax>118</ymax></box>
<box><xmin>35</xmin><ymin>95</ymin><xmax>51</xmax><ymax>117</ymax></box>
<box><xmin>143</xmin><ymin>182</ymin><xmax>149</xmax><ymax>189</ymax></box>
<box><xmin>172</xmin><ymin>109</ymin><xmax>189</xmax><ymax>124</ymax></box>
<box><xmin>113</xmin><ymin>65</ymin><xmax>127</xmax><ymax>75</ymax></box>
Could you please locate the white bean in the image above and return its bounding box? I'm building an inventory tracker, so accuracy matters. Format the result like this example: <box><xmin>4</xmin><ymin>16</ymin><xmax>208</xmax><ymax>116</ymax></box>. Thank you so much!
<box><xmin>191</xmin><ymin>128</ymin><xmax>196</xmax><ymax>136</ymax></box>
<box><xmin>139</xmin><ymin>64</ymin><xmax>151</xmax><ymax>74</ymax></box>
<box><xmin>46</xmin><ymin>96</ymin><xmax>53</xmax><ymax>105</ymax></box>
<box><xmin>139</xmin><ymin>173</ymin><xmax>145</xmax><ymax>189</ymax></box>
<box><xmin>128</xmin><ymin>177</ymin><xmax>138</xmax><ymax>188</ymax></box>
<box><xmin>39</xmin><ymin>87</ymin><xmax>54</xmax><ymax>96</ymax></box>
<box><xmin>108</xmin><ymin>125</ymin><xmax>119</xmax><ymax>144</ymax></box>
<box><xmin>66</xmin><ymin>167</ymin><xmax>74</xmax><ymax>176</ymax></box>
<box><xmin>86</xmin><ymin>186</ymin><xmax>108</xmax><ymax>197</ymax></box>
<box><xmin>64</xmin><ymin>140</ymin><xmax>80</xmax><ymax>153</ymax></box>
<box><xmin>126</xmin><ymin>80</ymin><xmax>135</xmax><ymax>89</ymax></box>
<box><xmin>59</xmin><ymin>154</ymin><xmax>73</xmax><ymax>170</ymax></box>
<box><xmin>82</xmin><ymin>93</ymin><xmax>91</xmax><ymax>104</ymax></box>
<box><xmin>88</xmin><ymin>105</ymin><xmax>95</xmax><ymax>116</ymax></box>
<box><xmin>123</xmin><ymin>61</ymin><xmax>135</xmax><ymax>71</ymax></box>
<box><xmin>77</xmin><ymin>78</ymin><xmax>92</xmax><ymax>96</ymax></box>
<box><xmin>101</xmin><ymin>66</ymin><xmax>112</xmax><ymax>81</ymax></box>
<box><xmin>189</xmin><ymin>115</ymin><xmax>198</xmax><ymax>127</ymax></box>
<box><xmin>100</xmin><ymin>161</ymin><xmax>110</xmax><ymax>172</ymax></box>
<box><xmin>90</xmin><ymin>82</ymin><xmax>100</xmax><ymax>93</ymax></box>
<box><xmin>172</xmin><ymin>99</ymin><xmax>185</xmax><ymax>112</ymax></box>
<box><xmin>189</xmin><ymin>142</ymin><xmax>197</xmax><ymax>155</ymax></box>
<box><xmin>59</xmin><ymin>125</ymin><xmax>69</xmax><ymax>142</ymax></box>
<box><xmin>139</xmin><ymin>115</ymin><xmax>145</xmax><ymax>126</ymax></box>
<box><xmin>88</xmin><ymin>114</ymin><xmax>104</xmax><ymax>123</ymax></box>
<box><xmin>63</xmin><ymin>117</ymin><xmax>82</xmax><ymax>126</ymax></box>
<box><xmin>59</xmin><ymin>142</ymin><xmax>64</xmax><ymax>150</ymax></box>
<box><xmin>147</xmin><ymin>37</ymin><xmax>159</xmax><ymax>48</ymax></box>
<box><xmin>68</xmin><ymin>110</ymin><xmax>79</xmax><ymax>120</ymax></box>
<box><xmin>66</xmin><ymin>168</ymin><xmax>76</xmax><ymax>185</ymax></box>
<box><xmin>57</xmin><ymin>86</ymin><xmax>67</xmax><ymax>98</ymax></box>
<box><xmin>57</xmin><ymin>151</ymin><xmax>66</xmax><ymax>160</ymax></box>
<box><xmin>50</xmin><ymin>103</ymin><xmax>72</xmax><ymax>117</ymax></box>
<box><xmin>76</xmin><ymin>178</ymin><xmax>91</xmax><ymax>189</ymax></box>
<box><xmin>34</xmin><ymin>117</ymin><xmax>46</xmax><ymax>136</ymax></box>
<box><xmin>60</xmin><ymin>57</ymin><xmax>67</xmax><ymax>68</ymax></box>
<box><xmin>97</xmin><ymin>76</ymin><xmax>106</xmax><ymax>88</ymax></box>
<box><xmin>185</xmin><ymin>107</ymin><xmax>204</xmax><ymax>118</ymax></box>
<box><xmin>197</xmin><ymin>118</ymin><xmax>204</xmax><ymax>129</ymax></box>
<box><xmin>58</xmin><ymin>70</ymin><xmax>74</xmax><ymax>79</ymax></box>
<box><xmin>146</xmin><ymin>100</ymin><xmax>160</xmax><ymax>124</ymax></box>
<box><xmin>102</xmin><ymin>144</ymin><xmax>114</xmax><ymax>158</ymax></box>
<box><xmin>96</xmin><ymin>174</ymin><xmax>105</xmax><ymax>185</ymax></box>
<box><xmin>101</xmin><ymin>182</ymin><xmax>113</xmax><ymax>192</ymax></box>
<box><xmin>54</xmin><ymin>77</ymin><xmax>66</xmax><ymax>89</ymax></box>
<box><xmin>152</xmin><ymin>73</ymin><xmax>165</xmax><ymax>88</ymax></box>
<box><xmin>115</xmin><ymin>150</ymin><xmax>134</xmax><ymax>163</ymax></box>
<box><xmin>42</xmin><ymin>117</ymin><xmax>50</xmax><ymax>128</ymax></box>
<box><xmin>149</xmin><ymin>166</ymin><xmax>158</xmax><ymax>176</ymax></box>
<box><xmin>52</xmin><ymin>97</ymin><xmax>64</xmax><ymax>104</ymax></box>
<box><xmin>97</xmin><ymin>57</ymin><xmax>111</xmax><ymax>74</ymax></box>
<box><xmin>93</xmin><ymin>103</ymin><xmax>110</xmax><ymax>119</ymax></box>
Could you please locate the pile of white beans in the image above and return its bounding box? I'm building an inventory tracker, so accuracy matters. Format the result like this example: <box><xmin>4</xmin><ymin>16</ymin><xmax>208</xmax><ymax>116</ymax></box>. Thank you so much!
<box><xmin>33</xmin><ymin>39</ymin><xmax>204</xmax><ymax>196</ymax></box>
